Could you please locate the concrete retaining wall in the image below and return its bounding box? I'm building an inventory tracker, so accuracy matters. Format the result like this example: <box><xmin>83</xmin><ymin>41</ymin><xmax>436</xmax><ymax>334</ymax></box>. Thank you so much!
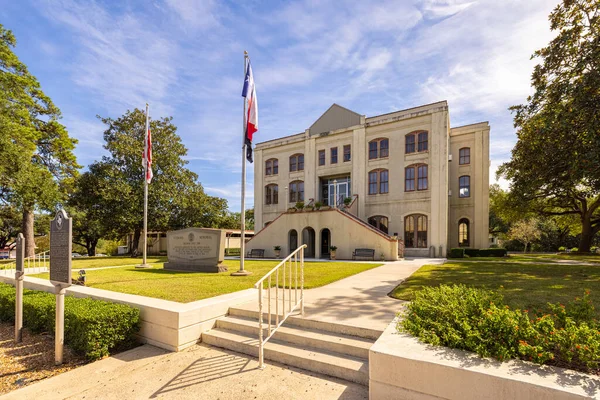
<box><xmin>0</xmin><ymin>275</ymin><xmax>256</xmax><ymax>352</ymax></box>
<box><xmin>369</xmin><ymin>318</ymin><xmax>600</xmax><ymax>400</ymax></box>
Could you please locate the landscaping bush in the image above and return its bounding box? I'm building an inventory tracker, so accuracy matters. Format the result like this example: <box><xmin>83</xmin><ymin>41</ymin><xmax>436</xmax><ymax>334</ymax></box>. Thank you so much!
<box><xmin>478</xmin><ymin>248</ymin><xmax>508</xmax><ymax>257</ymax></box>
<box><xmin>0</xmin><ymin>283</ymin><xmax>140</xmax><ymax>360</ymax></box>
<box><xmin>463</xmin><ymin>248</ymin><xmax>480</xmax><ymax>257</ymax></box>
<box><xmin>558</xmin><ymin>246</ymin><xmax>566</xmax><ymax>252</ymax></box>
<box><xmin>571</xmin><ymin>247</ymin><xmax>579</xmax><ymax>252</ymax></box>
<box><xmin>399</xmin><ymin>284</ymin><xmax>600</xmax><ymax>373</ymax></box>
<box><xmin>449</xmin><ymin>248</ymin><xmax>465</xmax><ymax>258</ymax></box>
<box><xmin>225</xmin><ymin>248</ymin><xmax>241</xmax><ymax>256</ymax></box>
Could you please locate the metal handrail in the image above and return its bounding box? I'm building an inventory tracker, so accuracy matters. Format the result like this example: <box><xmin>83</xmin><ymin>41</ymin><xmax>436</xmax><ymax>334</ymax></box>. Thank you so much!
<box><xmin>0</xmin><ymin>250</ymin><xmax>49</xmax><ymax>276</ymax></box>
<box><xmin>254</xmin><ymin>244</ymin><xmax>306</xmax><ymax>368</ymax></box>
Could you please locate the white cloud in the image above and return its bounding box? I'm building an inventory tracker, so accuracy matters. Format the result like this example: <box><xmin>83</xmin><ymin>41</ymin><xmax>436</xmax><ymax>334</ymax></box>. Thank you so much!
<box><xmin>164</xmin><ymin>0</ymin><xmax>219</xmax><ymax>30</ymax></box>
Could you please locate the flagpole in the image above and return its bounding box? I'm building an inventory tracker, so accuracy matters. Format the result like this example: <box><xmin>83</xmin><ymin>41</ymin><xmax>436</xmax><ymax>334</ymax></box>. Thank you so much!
<box><xmin>233</xmin><ymin>51</ymin><xmax>251</xmax><ymax>276</ymax></box>
<box><xmin>138</xmin><ymin>103</ymin><xmax>151</xmax><ymax>268</ymax></box>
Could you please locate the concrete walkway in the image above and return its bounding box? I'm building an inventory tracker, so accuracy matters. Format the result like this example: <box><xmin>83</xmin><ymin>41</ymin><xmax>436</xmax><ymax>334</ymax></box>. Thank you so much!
<box><xmin>2</xmin><ymin>344</ymin><xmax>368</xmax><ymax>400</ymax></box>
<box><xmin>235</xmin><ymin>257</ymin><xmax>444</xmax><ymax>332</ymax></box>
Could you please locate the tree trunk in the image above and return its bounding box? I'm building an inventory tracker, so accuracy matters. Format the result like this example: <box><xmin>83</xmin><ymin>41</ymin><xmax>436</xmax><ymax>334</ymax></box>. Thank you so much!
<box><xmin>22</xmin><ymin>207</ymin><xmax>35</xmax><ymax>258</ymax></box>
<box><xmin>131</xmin><ymin>228</ymin><xmax>141</xmax><ymax>257</ymax></box>
<box><xmin>579</xmin><ymin>216</ymin><xmax>593</xmax><ymax>253</ymax></box>
<box><xmin>89</xmin><ymin>238</ymin><xmax>98</xmax><ymax>256</ymax></box>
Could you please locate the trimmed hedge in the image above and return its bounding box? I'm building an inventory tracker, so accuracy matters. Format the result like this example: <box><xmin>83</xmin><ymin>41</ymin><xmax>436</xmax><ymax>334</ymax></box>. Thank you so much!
<box><xmin>478</xmin><ymin>248</ymin><xmax>508</xmax><ymax>257</ymax></box>
<box><xmin>0</xmin><ymin>283</ymin><xmax>140</xmax><ymax>360</ymax></box>
<box><xmin>449</xmin><ymin>248</ymin><xmax>465</xmax><ymax>258</ymax></box>
<box><xmin>225</xmin><ymin>248</ymin><xmax>241</xmax><ymax>256</ymax></box>
<box><xmin>448</xmin><ymin>248</ymin><xmax>508</xmax><ymax>258</ymax></box>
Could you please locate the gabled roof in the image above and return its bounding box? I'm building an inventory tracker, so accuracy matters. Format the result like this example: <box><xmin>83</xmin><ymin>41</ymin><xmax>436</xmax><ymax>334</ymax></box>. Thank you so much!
<box><xmin>308</xmin><ymin>104</ymin><xmax>362</xmax><ymax>137</ymax></box>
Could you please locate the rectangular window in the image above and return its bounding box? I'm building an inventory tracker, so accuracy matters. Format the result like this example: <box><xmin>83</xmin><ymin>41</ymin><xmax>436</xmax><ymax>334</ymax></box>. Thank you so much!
<box><xmin>459</xmin><ymin>148</ymin><xmax>470</xmax><ymax>165</ymax></box>
<box><xmin>298</xmin><ymin>181</ymin><xmax>304</xmax><ymax>201</ymax></box>
<box><xmin>405</xmin><ymin>167</ymin><xmax>415</xmax><ymax>191</ymax></box>
<box><xmin>417</xmin><ymin>216</ymin><xmax>427</xmax><ymax>248</ymax></box>
<box><xmin>417</xmin><ymin>165</ymin><xmax>428</xmax><ymax>190</ymax></box>
<box><xmin>368</xmin><ymin>171</ymin><xmax>378</xmax><ymax>195</ymax></box>
<box><xmin>290</xmin><ymin>156</ymin><xmax>297</xmax><ymax>172</ymax></box>
<box><xmin>379</xmin><ymin>170</ymin><xmax>389</xmax><ymax>194</ymax></box>
<box><xmin>265</xmin><ymin>185</ymin><xmax>272</xmax><ymax>205</ymax></box>
<box><xmin>405</xmin><ymin>135</ymin><xmax>415</xmax><ymax>154</ymax></box>
<box><xmin>298</xmin><ymin>154</ymin><xmax>304</xmax><ymax>171</ymax></box>
<box><xmin>289</xmin><ymin>182</ymin><xmax>296</xmax><ymax>202</ymax></box>
<box><xmin>459</xmin><ymin>176</ymin><xmax>471</xmax><ymax>198</ymax></box>
<box><xmin>343</xmin><ymin>145</ymin><xmax>351</xmax><ymax>162</ymax></box>
<box><xmin>318</xmin><ymin>150</ymin><xmax>325</xmax><ymax>166</ymax></box>
<box><xmin>418</xmin><ymin>132</ymin><xmax>428</xmax><ymax>152</ymax></box>
<box><xmin>331</xmin><ymin>147</ymin><xmax>338</xmax><ymax>164</ymax></box>
<box><xmin>369</xmin><ymin>141</ymin><xmax>378</xmax><ymax>159</ymax></box>
<box><xmin>404</xmin><ymin>217</ymin><xmax>415</xmax><ymax>248</ymax></box>
<box><xmin>265</xmin><ymin>161</ymin><xmax>272</xmax><ymax>176</ymax></box>
<box><xmin>273</xmin><ymin>159</ymin><xmax>278</xmax><ymax>174</ymax></box>
<box><xmin>272</xmin><ymin>185</ymin><xmax>278</xmax><ymax>204</ymax></box>
<box><xmin>380</xmin><ymin>139</ymin><xmax>389</xmax><ymax>158</ymax></box>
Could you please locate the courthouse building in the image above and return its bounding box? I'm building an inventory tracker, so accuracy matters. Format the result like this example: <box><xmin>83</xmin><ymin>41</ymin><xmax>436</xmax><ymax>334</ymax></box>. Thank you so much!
<box><xmin>246</xmin><ymin>101</ymin><xmax>490</xmax><ymax>259</ymax></box>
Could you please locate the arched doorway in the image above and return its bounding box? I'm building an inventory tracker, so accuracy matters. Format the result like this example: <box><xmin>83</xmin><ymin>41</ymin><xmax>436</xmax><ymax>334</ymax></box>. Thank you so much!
<box><xmin>320</xmin><ymin>229</ymin><xmax>331</xmax><ymax>258</ymax></box>
<box><xmin>302</xmin><ymin>227</ymin><xmax>316</xmax><ymax>258</ymax></box>
<box><xmin>458</xmin><ymin>218</ymin><xmax>470</xmax><ymax>247</ymax></box>
<box><xmin>288</xmin><ymin>229</ymin><xmax>298</xmax><ymax>254</ymax></box>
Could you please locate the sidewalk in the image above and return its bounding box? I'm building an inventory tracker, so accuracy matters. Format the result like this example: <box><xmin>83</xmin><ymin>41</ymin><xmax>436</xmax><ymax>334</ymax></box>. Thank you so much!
<box><xmin>235</xmin><ymin>257</ymin><xmax>444</xmax><ymax>332</ymax></box>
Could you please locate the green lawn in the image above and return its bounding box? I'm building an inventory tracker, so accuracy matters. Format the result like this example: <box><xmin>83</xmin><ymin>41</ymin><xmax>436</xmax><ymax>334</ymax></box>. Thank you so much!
<box><xmin>448</xmin><ymin>253</ymin><xmax>600</xmax><ymax>263</ymax></box>
<box><xmin>32</xmin><ymin>260</ymin><xmax>382</xmax><ymax>303</ymax></box>
<box><xmin>390</xmin><ymin>260</ymin><xmax>600</xmax><ymax>315</ymax></box>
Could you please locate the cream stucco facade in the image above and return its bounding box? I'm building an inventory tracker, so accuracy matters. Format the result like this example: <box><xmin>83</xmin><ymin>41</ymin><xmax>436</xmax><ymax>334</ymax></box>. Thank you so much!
<box><xmin>251</xmin><ymin>101</ymin><xmax>490</xmax><ymax>258</ymax></box>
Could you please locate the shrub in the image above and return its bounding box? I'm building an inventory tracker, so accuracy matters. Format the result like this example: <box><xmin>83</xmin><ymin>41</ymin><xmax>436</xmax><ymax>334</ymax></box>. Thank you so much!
<box><xmin>0</xmin><ymin>283</ymin><xmax>140</xmax><ymax>360</ymax></box>
<box><xmin>478</xmin><ymin>248</ymin><xmax>508</xmax><ymax>257</ymax></box>
<box><xmin>314</xmin><ymin>201</ymin><xmax>323</xmax><ymax>209</ymax></box>
<box><xmin>558</xmin><ymin>246</ymin><xmax>566</xmax><ymax>252</ymax></box>
<box><xmin>295</xmin><ymin>201</ymin><xmax>304</xmax><ymax>210</ymax></box>
<box><xmin>399</xmin><ymin>285</ymin><xmax>600</xmax><ymax>372</ymax></box>
<box><xmin>344</xmin><ymin>197</ymin><xmax>352</xmax><ymax>206</ymax></box>
<box><xmin>571</xmin><ymin>247</ymin><xmax>579</xmax><ymax>252</ymax></box>
<box><xmin>449</xmin><ymin>248</ymin><xmax>465</xmax><ymax>258</ymax></box>
<box><xmin>273</xmin><ymin>245</ymin><xmax>281</xmax><ymax>251</ymax></box>
<box><xmin>464</xmin><ymin>248</ymin><xmax>479</xmax><ymax>257</ymax></box>
<box><xmin>225</xmin><ymin>248</ymin><xmax>240</xmax><ymax>256</ymax></box>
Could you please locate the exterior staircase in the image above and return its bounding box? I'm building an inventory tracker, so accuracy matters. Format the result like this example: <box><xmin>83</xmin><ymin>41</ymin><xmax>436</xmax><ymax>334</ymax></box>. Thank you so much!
<box><xmin>202</xmin><ymin>305</ymin><xmax>381</xmax><ymax>386</ymax></box>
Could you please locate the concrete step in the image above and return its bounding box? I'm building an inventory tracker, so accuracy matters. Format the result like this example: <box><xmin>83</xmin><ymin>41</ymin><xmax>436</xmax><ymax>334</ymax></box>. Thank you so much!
<box><xmin>228</xmin><ymin>306</ymin><xmax>383</xmax><ymax>340</ymax></box>
<box><xmin>216</xmin><ymin>315</ymin><xmax>373</xmax><ymax>359</ymax></box>
<box><xmin>202</xmin><ymin>328</ymin><xmax>369</xmax><ymax>385</ymax></box>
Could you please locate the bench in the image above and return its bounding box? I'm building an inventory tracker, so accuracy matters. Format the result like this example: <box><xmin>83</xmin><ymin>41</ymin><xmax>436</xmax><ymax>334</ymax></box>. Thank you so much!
<box><xmin>352</xmin><ymin>248</ymin><xmax>375</xmax><ymax>260</ymax></box>
<box><xmin>246</xmin><ymin>249</ymin><xmax>265</xmax><ymax>258</ymax></box>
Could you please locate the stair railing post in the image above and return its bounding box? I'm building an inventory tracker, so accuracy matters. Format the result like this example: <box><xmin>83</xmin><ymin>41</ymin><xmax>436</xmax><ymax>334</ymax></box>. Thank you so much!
<box><xmin>258</xmin><ymin>283</ymin><xmax>264</xmax><ymax>368</ymax></box>
<box><xmin>268</xmin><ymin>275</ymin><xmax>271</xmax><ymax>336</ymax></box>
<box><xmin>276</xmin><ymin>269</ymin><xmax>279</xmax><ymax>327</ymax></box>
<box><xmin>301</xmin><ymin>247</ymin><xmax>305</xmax><ymax>316</ymax></box>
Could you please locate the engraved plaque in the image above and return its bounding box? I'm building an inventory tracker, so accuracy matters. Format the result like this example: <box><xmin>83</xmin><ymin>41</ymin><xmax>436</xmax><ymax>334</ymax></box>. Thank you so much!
<box><xmin>164</xmin><ymin>228</ymin><xmax>227</xmax><ymax>272</ymax></box>
<box><xmin>50</xmin><ymin>209</ymin><xmax>72</xmax><ymax>285</ymax></box>
<box><xmin>16</xmin><ymin>233</ymin><xmax>24</xmax><ymax>273</ymax></box>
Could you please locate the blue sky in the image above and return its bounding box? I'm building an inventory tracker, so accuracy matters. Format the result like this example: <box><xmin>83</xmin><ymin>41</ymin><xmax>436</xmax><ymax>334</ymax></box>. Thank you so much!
<box><xmin>2</xmin><ymin>0</ymin><xmax>558</xmax><ymax>211</ymax></box>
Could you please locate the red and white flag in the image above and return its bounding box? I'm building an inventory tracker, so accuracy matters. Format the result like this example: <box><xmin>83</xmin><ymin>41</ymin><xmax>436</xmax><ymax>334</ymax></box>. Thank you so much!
<box><xmin>242</xmin><ymin>60</ymin><xmax>258</xmax><ymax>163</ymax></box>
<box><xmin>142</xmin><ymin>111</ymin><xmax>153</xmax><ymax>184</ymax></box>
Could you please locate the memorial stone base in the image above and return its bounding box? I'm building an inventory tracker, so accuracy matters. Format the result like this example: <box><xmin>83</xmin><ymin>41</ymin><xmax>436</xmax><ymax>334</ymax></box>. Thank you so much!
<box><xmin>164</xmin><ymin>262</ymin><xmax>228</xmax><ymax>273</ymax></box>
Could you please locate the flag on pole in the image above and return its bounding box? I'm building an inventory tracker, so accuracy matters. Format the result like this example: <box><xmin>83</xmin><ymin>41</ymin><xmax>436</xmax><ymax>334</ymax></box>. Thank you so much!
<box><xmin>242</xmin><ymin>60</ymin><xmax>258</xmax><ymax>163</ymax></box>
<box><xmin>142</xmin><ymin>116</ymin><xmax>153</xmax><ymax>184</ymax></box>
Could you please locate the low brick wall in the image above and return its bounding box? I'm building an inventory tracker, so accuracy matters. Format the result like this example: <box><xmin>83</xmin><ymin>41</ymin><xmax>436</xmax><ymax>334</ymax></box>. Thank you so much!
<box><xmin>369</xmin><ymin>318</ymin><xmax>600</xmax><ymax>400</ymax></box>
<box><xmin>0</xmin><ymin>275</ymin><xmax>256</xmax><ymax>352</ymax></box>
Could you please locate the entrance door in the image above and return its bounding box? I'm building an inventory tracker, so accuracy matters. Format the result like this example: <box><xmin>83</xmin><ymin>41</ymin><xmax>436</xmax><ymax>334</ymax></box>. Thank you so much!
<box><xmin>302</xmin><ymin>227</ymin><xmax>316</xmax><ymax>258</ymax></box>
<box><xmin>322</xmin><ymin>177</ymin><xmax>351</xmax><ymax>206</ymax></box>
<box><xmin>320</xmin><ymin>229</ymin><xmax>331</xmax><ymax>258</ymax></box>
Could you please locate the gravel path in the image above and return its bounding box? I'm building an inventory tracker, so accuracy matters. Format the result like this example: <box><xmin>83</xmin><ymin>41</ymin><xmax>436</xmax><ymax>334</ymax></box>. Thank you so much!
<box><xmin>0</xmin><ymin>322</ymin><xmax>85</xmax><ymax>395</ymax></box>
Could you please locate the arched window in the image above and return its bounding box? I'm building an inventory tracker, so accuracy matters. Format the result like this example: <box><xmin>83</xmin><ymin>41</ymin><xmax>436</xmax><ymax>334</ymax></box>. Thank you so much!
<box><xmin>265</xmin><ymin>158</ymin><xmax>278</xmax><ymax>176</ymax></box>
<box><xmin>459</xmin><ymin>148</ymin><xmax>470</xmax><ymax>165</ymax></box>
<box><xmin>405</xmin><ymin>214</ymin><xmax>427</xmax><ymax>248</ymax></box>
<box><xmin>368</xmin><ymin>138</ymin><xmax>389</xmax><ymax>160</ymax></box>
<box><xmin>289</xmin><ymin>180</ymin><xmax>304</xmax><ymax>202</ymax></box>
<box><xmin>368</xmin><ymin>215</ymin><xmax>389</xmax><ymax>234</ymax></box>
<box><xmin>289</xmin><ymin>154</ymin><xmax>304</xmax><ymax>172</ymax></box>
<box><xmin>405</xmin><ymin>164</ymin><xmax>428</xmax><ymax>191</ymax></box>
<box><xmin>265</xmin><ymin>184</ymin><xmax>278</xmax><ymax>205</ymax></box>
<box><xmin>289</xmin><ymin>229</ymin><xmax>298</xmax><ymax>252</ymax></box>
<box><xmin>368</xmin><ymin>169</ymin><xmax>389</xmax><ymax>195</ymax></box>
<box><xmin>406</xmin><ymin>131</ymin><xmax>428</xmax><ymax>154</ymax></box>
<box><xmin>458</xmin><ymin>218</ymin><xmax>470</xmax><ymax>247</ymax></box>
<box><xmin>459</xmin><ymin>175</ymin><xmax>470</xmax><ymax>198</ymax></box>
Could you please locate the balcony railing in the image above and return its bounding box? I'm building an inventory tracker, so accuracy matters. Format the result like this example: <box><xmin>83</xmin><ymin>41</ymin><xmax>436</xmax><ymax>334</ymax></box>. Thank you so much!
<box><xmin>254</xmin><ymin>244</ymin><xmax>306</xmax><ymax>368</ymax></box>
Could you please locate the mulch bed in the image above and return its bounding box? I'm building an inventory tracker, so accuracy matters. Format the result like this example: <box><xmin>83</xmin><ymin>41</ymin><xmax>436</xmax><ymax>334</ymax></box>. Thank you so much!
<box><xmin>0</xmin><ymin>322</ymin><xmax>86</xmax><ymax>395</ymax></box>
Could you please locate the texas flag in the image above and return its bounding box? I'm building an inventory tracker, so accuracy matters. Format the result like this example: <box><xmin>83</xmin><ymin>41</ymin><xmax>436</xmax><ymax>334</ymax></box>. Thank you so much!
<box><xmin>242</xmin><ymin>60</ymin><xmax>258</xmax><ymax>163</ymax></box>
<box><xmin>142</xmin><ymin>126</ymin><xmax>153</xmax><ymax>184</ymax></box>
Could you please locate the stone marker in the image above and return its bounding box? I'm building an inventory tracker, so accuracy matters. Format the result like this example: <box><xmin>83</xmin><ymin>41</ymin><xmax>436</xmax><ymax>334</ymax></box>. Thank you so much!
<box><xmin>49</xmin><ymin>209</ymin><xmax>72</xmax><ymax>365</ymax></box>
<box><xmin>164</xmin><ymin>228</ymin><xmax>227</xmax><ymax>272</ymax></box>
<box><xmin>14</xmin><ymin>233</ymin><xmax>24</xmax><ymax>342</ymax></box>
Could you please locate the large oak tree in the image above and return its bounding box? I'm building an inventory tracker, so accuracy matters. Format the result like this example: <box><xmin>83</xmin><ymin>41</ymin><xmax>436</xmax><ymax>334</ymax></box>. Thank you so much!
<box><xmin>499</xmin><ymin>0</ymin><xmax>600</xmax><ymax>252</ymax></box>
<box><xmin>0</xmin><ymin>25</ymin><xmax>79</xmax><ymax>256</ymax></box>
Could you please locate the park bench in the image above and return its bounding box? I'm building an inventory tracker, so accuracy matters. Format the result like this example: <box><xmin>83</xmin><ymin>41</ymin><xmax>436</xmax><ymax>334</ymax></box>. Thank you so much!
<box><xmin>246</xmin><ymin>249</ymin><xmax>265</xmax><ymax>258</ymax></box>
<box><xmin>352</xmin><ymin>248</ymin><xmax>375</xmax><ymax>260</ymax></box>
